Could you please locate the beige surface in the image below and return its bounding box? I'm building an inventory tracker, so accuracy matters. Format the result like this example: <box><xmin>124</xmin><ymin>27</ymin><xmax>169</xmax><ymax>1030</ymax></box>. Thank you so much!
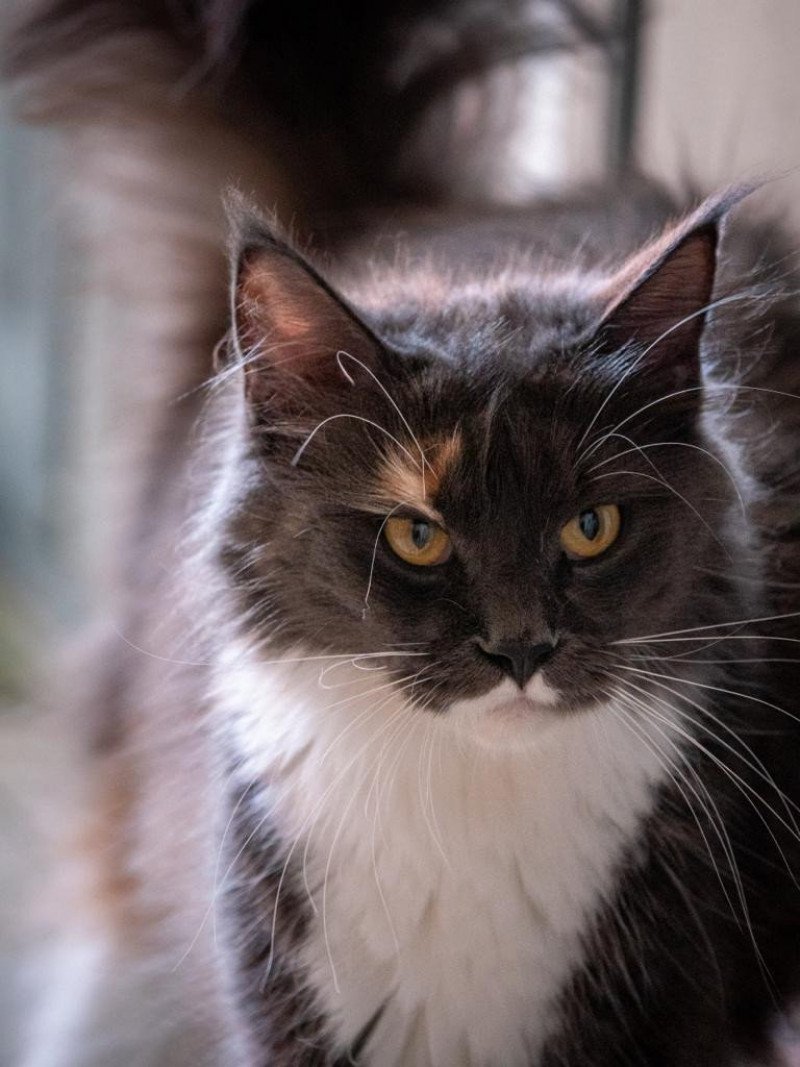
<box><xmin>640</xmin><ymin>0</ymin><xmax>800</xmax><ymax>228</ymax></box>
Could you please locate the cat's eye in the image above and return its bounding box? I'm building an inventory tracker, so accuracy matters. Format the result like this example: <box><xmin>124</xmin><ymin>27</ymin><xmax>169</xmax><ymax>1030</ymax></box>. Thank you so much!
<box><xmin>384</xmin><ymin>516</ymin><xmax>452</xmax><ymax>567</ymax></box>
<box><xmin>560</xmin><ymin>504</ymin><xmax>621</xmax><ymax>559</ymax></box>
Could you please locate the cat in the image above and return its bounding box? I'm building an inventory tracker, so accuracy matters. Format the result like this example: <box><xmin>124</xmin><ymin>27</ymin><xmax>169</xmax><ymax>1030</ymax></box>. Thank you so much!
<box><xmin>201</xmin><ymin>189</ymin><xmax>800</xmax><ymax>1065</ymax></box>
<box><xmin>19</xmin><ymin>184</ymin><xmax>799</xmax><ymax>1066</ymax></box>
<box><xmin>7</xmin><ymin>2</ymin><xmax>800</xmax><ymax>1065</ymax></box>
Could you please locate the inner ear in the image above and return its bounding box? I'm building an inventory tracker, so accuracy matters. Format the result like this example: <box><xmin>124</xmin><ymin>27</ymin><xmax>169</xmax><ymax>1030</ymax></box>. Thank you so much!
<box><xmin>230</xmin><ymin>223</ymin><xmax>383</xmax><ymax>410</ymax></box>
<box><xmin>601</xmin><ymin>223</ymin><xmax>721</xmax><ymax>369</ymax></box>
<box><xmin>593</xmin><ymin>188</ymin><xmax>750</xmax><ymax>387</ymax></box>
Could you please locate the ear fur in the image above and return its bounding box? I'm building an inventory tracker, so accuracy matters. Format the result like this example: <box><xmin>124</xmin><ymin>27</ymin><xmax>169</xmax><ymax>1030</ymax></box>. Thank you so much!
<box><xmin>225</xmin><ymin>194</ymin><xmax>383</xmax><ymax>410</ymax></box>
<box><xmin>596</xmin><ymin>185</ymin><xmax>754</xmax><ymax>386</ymax></box>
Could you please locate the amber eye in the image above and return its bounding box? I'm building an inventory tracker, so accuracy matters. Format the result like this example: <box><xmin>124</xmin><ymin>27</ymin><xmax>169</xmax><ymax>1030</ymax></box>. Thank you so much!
<box><xmin>560</xmin><ymin>504</ymin><xmax>621</xmax><ymax>559</ymax></box>
<box><xmin>384</xmin><ymin>516</ymin><xmax>452</xmax><ymax>567</ymax></box>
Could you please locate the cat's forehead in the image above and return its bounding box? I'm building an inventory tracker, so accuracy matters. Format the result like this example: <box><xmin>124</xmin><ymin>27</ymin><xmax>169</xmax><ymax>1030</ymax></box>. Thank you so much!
<box><xmin>352</xmin><ymin>397</ymin><xmax>581</xmax><ymax>530</ymax></box>
<box><xmin>337</xmin><ymin>279</ymin><xmax>605</xmax><ymax>521</ymax></box>
<box><xmin>346</xmin><ymin>263</ymin><xmax>602</xmax><ymax>364</ymax></box>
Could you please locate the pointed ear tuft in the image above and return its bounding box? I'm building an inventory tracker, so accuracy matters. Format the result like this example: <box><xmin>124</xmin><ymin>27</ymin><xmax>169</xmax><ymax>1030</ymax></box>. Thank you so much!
<box><xmin>227</xmin><ymin>205</ymin><xmax>381</xmax><ymax>411</ymax></box>
<box><xmin>596</xmin><ymin>186</ymin><xmax>753</xmax><ymax>386</ymax></box>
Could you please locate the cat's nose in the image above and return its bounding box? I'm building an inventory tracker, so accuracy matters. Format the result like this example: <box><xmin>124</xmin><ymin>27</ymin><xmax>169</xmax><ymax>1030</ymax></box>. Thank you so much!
<box><xmin>475</xmin><ymin>637</ymin><xmax>556</xmax><ymax>690</ymax></box>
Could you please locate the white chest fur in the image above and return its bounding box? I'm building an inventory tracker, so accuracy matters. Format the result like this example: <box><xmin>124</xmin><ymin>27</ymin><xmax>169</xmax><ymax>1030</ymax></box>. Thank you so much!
<box><xmin>215</xmin><ymin>645</ymin><xmax>674</xmax><ymax>1066</ymax></box>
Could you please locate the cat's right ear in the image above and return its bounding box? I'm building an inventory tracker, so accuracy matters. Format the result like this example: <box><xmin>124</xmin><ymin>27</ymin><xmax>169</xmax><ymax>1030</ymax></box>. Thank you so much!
<box><xmin>225</xmin><ymin>208</ymin><xmax>384</xmax><ymax>415</ymax></box>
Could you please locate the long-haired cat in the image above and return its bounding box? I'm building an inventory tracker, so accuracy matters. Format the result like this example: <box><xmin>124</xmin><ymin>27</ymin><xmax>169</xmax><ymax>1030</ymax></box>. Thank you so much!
<box><xmin>19</xmin><ymin>186</ymin><xmax>800</xmax><ymax>1066</ymax></box>
<box><xmin>7</xmin><ymin>3</ymin><xmax>800</xmax><ymax>1065</ymax></box>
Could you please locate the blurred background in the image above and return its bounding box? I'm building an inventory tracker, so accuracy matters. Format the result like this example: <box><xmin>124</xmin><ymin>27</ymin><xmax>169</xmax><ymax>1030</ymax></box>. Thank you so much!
<box><xmin>1</xmin><ymin>0</ymin><xmax>799</xmax><ymax>1062</ymax></box>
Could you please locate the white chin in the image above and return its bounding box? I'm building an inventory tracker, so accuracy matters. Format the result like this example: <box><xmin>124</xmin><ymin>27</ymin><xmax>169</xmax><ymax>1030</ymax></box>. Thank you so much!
<box><xmin>445</xmin><ymin>673</ymin><xmax>564</xmax><ymax>752</ymax></box>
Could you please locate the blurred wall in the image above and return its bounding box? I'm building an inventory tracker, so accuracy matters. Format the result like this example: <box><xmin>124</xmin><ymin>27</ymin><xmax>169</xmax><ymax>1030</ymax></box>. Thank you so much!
<box><xmin>640</xmin><ymin>0</ymin><xmax>800</xmax><ymax>229</ymax></box>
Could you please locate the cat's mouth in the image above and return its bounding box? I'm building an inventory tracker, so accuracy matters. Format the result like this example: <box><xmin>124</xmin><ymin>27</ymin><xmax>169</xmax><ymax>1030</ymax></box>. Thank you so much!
<box><xmin>446</xmin><ymin>676</ymin><xmax>564</xmax><ymax>749</ymax></box>
<box><xmin>490</xmin><ymin>694</ymin><xmax>551</xmax><ymax>721</ymax></box>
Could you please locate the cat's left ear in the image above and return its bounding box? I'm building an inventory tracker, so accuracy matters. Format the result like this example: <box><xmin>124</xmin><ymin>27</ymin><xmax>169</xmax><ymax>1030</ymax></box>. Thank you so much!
<box><xmin>595</xmin><ymin>187</ymin><xmax>750</xmax><ymax>386</ymax></box>
<box><xmin>227</xmin><ymin>209</ymin><xmax>385</xmax><ymax>413</ymax></box>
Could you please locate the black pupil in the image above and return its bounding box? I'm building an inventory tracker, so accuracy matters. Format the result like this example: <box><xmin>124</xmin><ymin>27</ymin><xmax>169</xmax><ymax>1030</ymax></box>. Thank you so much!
<box><xmin>579</xmin><ymin>509</ymin><xmax>600</xmax><ymax>540</ymax></box>
<box><xmin>411</xmin><ymin>520</ymin><xmax>431</xmax><ymax>549</ymax></box>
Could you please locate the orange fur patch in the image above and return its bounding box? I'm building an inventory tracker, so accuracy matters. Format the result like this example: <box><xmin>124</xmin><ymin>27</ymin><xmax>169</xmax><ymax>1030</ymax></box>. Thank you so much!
<box><xmin>372</xmin><ymin>431</ymin><xmax>463</xmax><ymax>518</ymax></box>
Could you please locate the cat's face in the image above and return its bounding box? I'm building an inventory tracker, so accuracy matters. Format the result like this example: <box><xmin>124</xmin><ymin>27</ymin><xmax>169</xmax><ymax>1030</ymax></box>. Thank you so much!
<box><xmin>217</xmin><ymin>197</ymin><xmax>749</xmax><ymax>740</ymax></box>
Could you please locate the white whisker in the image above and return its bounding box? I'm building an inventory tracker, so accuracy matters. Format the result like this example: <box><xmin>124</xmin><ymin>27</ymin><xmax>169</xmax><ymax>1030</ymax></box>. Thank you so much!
<box><xmin>292</xmin><ymin>413</ymin><xmax>421</xmax><ymax>471</ymax></box>
<box><xmin>614</xmin><ymin>608</ymin><xmax>800</xmax><ymax>645</ymax></box>
<box><xmin>336</xmin><ymin>350</ymin><xmax>432</xmax><ymax>495</ymax></box>
<box><xmin>616</xmin><ymin>672</ymin><xmax>800</xmax><ymax>833</ymax></box>
<box><xmin>363</xmin><ymin>503</ymin><xmax>407</xmax><ymax>616</ymax></box>
<box><xmin>616</xmin><ymin>662</ymin><xmax>800</xmax><ymax>726</ymax></box>
<box><xmin>580</xmin><ymin>379</ymin><xmax>800</xmax><ymax>468</ymax></box>
<box><xmin>584</xmin><ymin>438</ymin><xmax>747</xmax><ymax>515</ymax></box>
<box><xmin>604</xmin><ymin>691</ymin><xmax>742</xmax><ymax>927</ymax></box>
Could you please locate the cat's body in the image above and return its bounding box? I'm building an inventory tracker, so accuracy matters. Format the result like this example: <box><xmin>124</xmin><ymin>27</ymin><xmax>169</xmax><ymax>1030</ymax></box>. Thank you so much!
<box><xmin>23</xmin><ymin>190</ymin><xmax>799</xmax><ymax>1066</ymax></box>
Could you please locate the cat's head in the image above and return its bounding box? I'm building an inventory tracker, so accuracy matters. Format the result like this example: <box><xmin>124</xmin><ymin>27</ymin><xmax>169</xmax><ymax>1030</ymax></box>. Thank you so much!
<box><xmin>212</xmin><ymin>192</ymin><xmax>755</xmax><ymax>746</ymax></box>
